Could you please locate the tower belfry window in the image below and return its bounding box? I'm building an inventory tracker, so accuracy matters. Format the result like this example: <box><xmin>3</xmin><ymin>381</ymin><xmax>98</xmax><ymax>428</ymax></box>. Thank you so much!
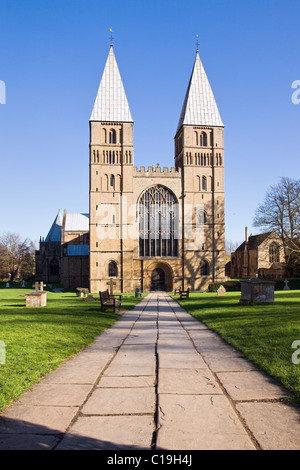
<box><xmin>200</xmin><ymin>132</ymin><xmax>207</xmax><ymax>147</ymax></box>
<box><xmin>109</xmin><ymin>129</ymin><xmax>116</xmax><ymax>144</ymax></box>
<box><xmin>109</xmin><ymin>151</ymin><xmax>115</xmax><ymax>164</ymax></box>
<box><xmin>110</xmin><ymin>175</ymin><xmax>115</xmax><ymax>189</ymax></box>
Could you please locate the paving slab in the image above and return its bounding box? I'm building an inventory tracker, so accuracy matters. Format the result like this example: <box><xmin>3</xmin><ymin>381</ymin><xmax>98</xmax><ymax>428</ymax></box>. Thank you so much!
<box><xmin>0</xmin><ymin>434</ymin><xmax>59</xmax><ymax>450</ymax></box>
<box><xmin>98</xmin><ymin>375</ymin><xmax>156</xmax><ymax>388</ymax></box>
<box><xmin>204</xmin><ymin>355</ymin><xmax>259</xmax><ymax>373</ymax></box>
<box><xmin>157</xmin><ymin>394</ymin><xmax>255</xmax><ymax>450</ymax></box>
<box><xmin>216</xmin><ymin>371</ymin><xmax>292</xmax><ymax>401</ymax></box>
<box><xmin>158</xmin><ymin>341</ymin><xmax>207</xmax><ymax>369</ymax></box>
<box><xmin>57</xmin><ymin>415</ymin><xmax>154</xmax><ymax>450</ymax></box>
<box><xmin>0</xmin><ymin>405</ymin><xmax>78</xmax><ymax>434</ymax></box>
<box><xmin>103</xmin><ymin>344</ymin><xmax>156</xmax><ymax>376</ymax></box>
<box><xmin>82</xmin><ymin>387</ymin><xmax>155</xmax><ymax>415</ymax></box>
<box><xmin>236</xmin><ymin>402</ymin><xmax>300</xmax><ymax>450</ymax></box>
<box><xmin>158</xmin><ymin>368</ymin><xmax>222</xmax><ymax>395</ymax></box>
<box><xmin>16</xmin><ymin>384</ymin><xmax>93</xmax><ymax>407</ymax></box>
<box><xmin>40</xmin><ymin>353</ymin><xmax>113</xmax><ymax>384</ymax></box>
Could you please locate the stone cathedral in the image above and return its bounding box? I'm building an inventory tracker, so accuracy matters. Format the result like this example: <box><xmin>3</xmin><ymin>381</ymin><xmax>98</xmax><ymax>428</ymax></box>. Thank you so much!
<box><xmin>36</xmin><ymin>45</ymin><xmax>225</xmax><ymax>292</ymax></box>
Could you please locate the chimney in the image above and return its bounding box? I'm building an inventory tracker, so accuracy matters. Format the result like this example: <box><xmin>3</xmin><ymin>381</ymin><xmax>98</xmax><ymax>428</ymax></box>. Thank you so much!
<box><xmin>245</xmin><ymin>226</ymin><xmax>249</xmax><ymax>243</ymax></box>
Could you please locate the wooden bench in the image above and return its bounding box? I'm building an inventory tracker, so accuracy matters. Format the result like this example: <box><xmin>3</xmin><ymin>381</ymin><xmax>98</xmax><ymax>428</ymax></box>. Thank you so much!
<box><xmin>180</xmin><ymin>288</ymin><xmax>190</xmax><ymax>300</ymax></box>
<box><xmin>174</xmin><ymin>288</ymin><xmax>181</xmax><ymax>295</ymax></box>
<box><xmin>99</xmin><ymin>289</ymin><xmax>122</xmax><ymax>312</ymax></box>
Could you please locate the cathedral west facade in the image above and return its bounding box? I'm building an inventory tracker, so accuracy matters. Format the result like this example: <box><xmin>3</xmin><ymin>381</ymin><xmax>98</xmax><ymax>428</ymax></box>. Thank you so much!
<box><xmin>36</xmin><ymin>45</ymin><xmax>226</xmax><ymax>292</ymax></box>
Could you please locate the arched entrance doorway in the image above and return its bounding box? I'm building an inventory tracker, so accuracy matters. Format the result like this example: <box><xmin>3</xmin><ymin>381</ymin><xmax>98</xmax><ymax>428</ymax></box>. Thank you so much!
<box><xmin>151</xmin><ymin>268</ymin><xmax>165</xmax><ymax>291</ymax></box>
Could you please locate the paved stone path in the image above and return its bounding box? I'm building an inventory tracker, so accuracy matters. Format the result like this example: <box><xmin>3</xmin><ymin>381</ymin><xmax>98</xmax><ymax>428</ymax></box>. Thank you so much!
<box><xmin>1</xmin><ymin>293</ymin><xmax>300</xmax><ymax>450</ymax></box>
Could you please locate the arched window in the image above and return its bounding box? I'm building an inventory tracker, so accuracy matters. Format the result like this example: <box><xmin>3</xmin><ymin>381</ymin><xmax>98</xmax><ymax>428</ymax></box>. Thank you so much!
<box><xmin>269</xmin><ymin>243</ymin><xmax>280</xmax><ymax>263</ymax></box>
<box><xmin>138</xmin><ymin>185</ymin><xmax>178</xmax><ymax>258</ymax></box>
<box><xmin>200</xmin><ymin>260</ymin><xmax>209</xmax><ymax>276</ymax></box>
<box><xmin>109</xmin><ymin>151</ymin><xmax>115</xmax><ymax>164</ymax></box>
<box><xmin>198</xmin><ymin>210</ymin><xmax>207</xmax><ymax>225</ymax></box>
<box><xmin>50</xmin><ymin>259</ymin><xmax>59</xmax><ymax>276</ymax></box>
<box><xmin>200</xmin><ymin>132</ymin><xmax>207</xmax><ymax>147</ymax></box>
<box><xmin>202</xmin><ymin>176</ymin><xmax>207</xmax><ymax>191</ymax></box>
<box><xmin>108</xmin><ymin>261</ymin><xmax>117</xmax><ymax>277</ymax></box>
<box><xmin>194</xmin><ymin>131</ymin><xmax>198</xmax><ymax>146</ymax></box>
<box><xmin>110</xmin><ymin>175</ymin><xmax>115</xmax><ymax>189</ymax></box>
<box><xmin>109</xmin><ymin>129</ymin><xmax>116</xmax><ymax>144</ymax></box>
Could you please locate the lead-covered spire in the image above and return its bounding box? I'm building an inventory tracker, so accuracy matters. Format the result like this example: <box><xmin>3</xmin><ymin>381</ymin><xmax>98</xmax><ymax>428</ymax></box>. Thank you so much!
<box><xmin>90</xmin><ymin>46</ymin><xmax>133</xmax><ymax>123</ymax></box>
<box><xmin>176</xmin><ymin>51</ymin><xmax>223</xmax><ymax>133</ymax></box>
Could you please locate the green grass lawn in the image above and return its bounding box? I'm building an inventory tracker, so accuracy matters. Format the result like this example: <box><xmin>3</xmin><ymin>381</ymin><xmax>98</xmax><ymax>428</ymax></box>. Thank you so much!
<box><xmin>172</xmin><ymin>290</ymin><xmax>300</xmax><ymax>403</ymax></box>
<box><xmin>0</xmin><ymin>288</ymin><xmax>144</xmax><ymax>413</ymax></box>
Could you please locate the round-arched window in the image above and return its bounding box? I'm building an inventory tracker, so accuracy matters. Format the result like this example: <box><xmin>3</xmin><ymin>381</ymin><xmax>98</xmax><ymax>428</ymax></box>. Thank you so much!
<box><xmin>138</xmin><ymin>185</ymin><xmax>179</xmax><ymax>258</ymax></box>
<box><xmin>108</xmin><ymin>261</ymin><xmax>117</xmax><ymax>277</ymax></box>
<box><xmin>200</xmin><ymin>260</ymin><xmax>209</xmax><ymax>276</ymax></box>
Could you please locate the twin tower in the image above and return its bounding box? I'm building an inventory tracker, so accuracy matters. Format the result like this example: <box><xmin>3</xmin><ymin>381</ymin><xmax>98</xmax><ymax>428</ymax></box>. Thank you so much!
<box><xmin>89</xmin><ymin>45</ymin><xmax>225</xmax><ymax>293</ymax></box>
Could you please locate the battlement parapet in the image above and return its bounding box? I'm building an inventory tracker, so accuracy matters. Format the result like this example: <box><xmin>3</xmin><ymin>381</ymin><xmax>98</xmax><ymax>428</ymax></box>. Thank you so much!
<box><xmin>133</xmin><ymin>164</ymin><xmax>181</xmax><ymax>177</ymax></box>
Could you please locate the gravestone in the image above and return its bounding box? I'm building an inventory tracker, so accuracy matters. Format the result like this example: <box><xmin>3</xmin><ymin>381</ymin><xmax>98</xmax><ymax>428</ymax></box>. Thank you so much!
<box><xmin>217</xmin><ymin>285</ymin><xmax>226</xmax><ymax>296</ymax></box>
<box><xmin>107</xmin><ymin>278</ymin><xmax>117</xmax><ymax>295</ymax></box>
<box><xmin>25</xmin><ymin>281</ymin><xmax>47</xmax><ymax>307</ymax></box>
<box><xmin>283</xmin><ymin>279</ymin><xmax>290</xmax><ymax>290</ymax></box>
<box><xmin>6</xmin><ymin>282</ymin><xmax>9</xmax><ymax>288</ymax></box>
<box><xmin>240</xmin><ymin>279</ymin><xmax>275</xmax><ymax>304</ymax></box>
<box><xmin>135</xmin><ymin>287</ymin><xmax>141</xmax><ymax>298</ymax></box>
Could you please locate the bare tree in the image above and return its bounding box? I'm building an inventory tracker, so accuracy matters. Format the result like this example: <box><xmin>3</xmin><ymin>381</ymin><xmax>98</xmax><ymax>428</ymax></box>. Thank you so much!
<box><xmin>253</xmin><ymin>176</ymin><xmax>300</xmax><ymax>274</ymax></box>
<box><xmin>0</xmin><ymin>233</ymin><xmax>36</xmax><ymax>281</ymax></box>
<box><xmin>225</xmin><ymin>239</ymin><xmax>241</xmax><ymax>257</ymax></box>
<box><xmin>254</xmin><ymin>177</ymin><xmax>300</xmax><ymax>238</ymax></box>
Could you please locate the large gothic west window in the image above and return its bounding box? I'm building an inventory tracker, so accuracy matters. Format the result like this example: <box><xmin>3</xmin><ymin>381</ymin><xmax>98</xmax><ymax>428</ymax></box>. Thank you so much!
<box><xmin>138</xmin><ymin>185</ymin><xmax>179</xmax><ymax>257</ymax></box>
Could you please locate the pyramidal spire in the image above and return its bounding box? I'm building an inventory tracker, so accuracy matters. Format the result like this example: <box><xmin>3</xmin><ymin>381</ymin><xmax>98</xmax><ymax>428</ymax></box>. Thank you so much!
<box><xmin>45</xmin><ymin>210</ymin><xmax>62</xmax><ymax>242</ymax></box>
<box><xmin>177</xmin><ymin>51</ymin><xmax>223</xmax><ymax>133</ymax></box>
<box><xmin>90</xmin><ymin>45</ymin><xmax>133</xmax><ymax>123</ymax></box>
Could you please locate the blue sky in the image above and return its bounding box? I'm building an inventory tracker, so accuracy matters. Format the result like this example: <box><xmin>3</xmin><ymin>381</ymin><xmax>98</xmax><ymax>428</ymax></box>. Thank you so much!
<box><xmin>0</xmin><ymin>0</ymin><xmax>299</xmax><ymax>247</ymax></box>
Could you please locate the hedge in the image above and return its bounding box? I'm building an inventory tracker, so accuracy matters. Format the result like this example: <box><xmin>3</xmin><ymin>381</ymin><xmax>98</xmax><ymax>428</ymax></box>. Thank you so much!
<box><xmin>208</xmin><ymin>278</ymin><xmax>300</xmax><ymax>292</ymax></box>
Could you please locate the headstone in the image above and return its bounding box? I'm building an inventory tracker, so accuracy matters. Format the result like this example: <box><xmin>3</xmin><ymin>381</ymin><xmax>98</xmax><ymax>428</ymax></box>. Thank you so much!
<box><xmin>240</xmin><ymin>279</ymin><xmax>275</xmax><ymax>304</ymax></box>
<box><xmin>107</xmin><ymin>278</ymin><xmax>117</xmax><ymax>295</ymax></box>
<box><xmin>6</xmin><ymin>282</ymin><xmax>9</xmax><ymax>288</ymax></box>
<box><xmin>283</xmin><ymin>279</ymin><xmax>290</xmax><ymax>290</ymax></box>
<box><xmin>135</xmin><ymin>287</ymin><xmax>141</xmax><ymax>298</ymax></box>
<box><xmin>32</xmin><ymin>281</ymin><xmax>46</xmax><ymax>292</ymax></box>
<box><xmin>217</xmin><ymin>285</ymin><xmax>226</xmax><ymax>296</ymax></box>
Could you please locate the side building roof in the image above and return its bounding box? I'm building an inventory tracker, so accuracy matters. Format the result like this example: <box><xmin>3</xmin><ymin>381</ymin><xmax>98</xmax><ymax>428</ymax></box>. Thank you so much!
<box><xmin>64</xmin><ymin>213</ymin><xmax>89</xmax><ymax>232</ymax></box>
<box><xmin>45</xmin><ymin>210</ymin><xmax>63</xmax><ymax>242</ymax></box>
<box><xmin>235</xmin><ymin>232</ymin><xmax>276</xmax><ymax>252</ymax></box>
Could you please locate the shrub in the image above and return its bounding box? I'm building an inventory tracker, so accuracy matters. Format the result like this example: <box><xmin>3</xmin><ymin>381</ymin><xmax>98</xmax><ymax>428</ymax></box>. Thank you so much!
<box><xmin>208</xmin><ymin>281</ymin><xmax>241</xmax><ymax>292</ymax></box>
<box><xmin>76</xmin><ymin>287</ymin><xmax>89</xmax><ymax>297</ymax></box>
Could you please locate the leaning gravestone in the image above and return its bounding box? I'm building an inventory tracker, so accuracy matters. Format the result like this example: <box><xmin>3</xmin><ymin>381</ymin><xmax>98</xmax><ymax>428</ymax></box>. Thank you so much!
<box><xmin>217</xmin><ymin>285</ymin><xmax>226</xmax><ymax>296</ymax></box>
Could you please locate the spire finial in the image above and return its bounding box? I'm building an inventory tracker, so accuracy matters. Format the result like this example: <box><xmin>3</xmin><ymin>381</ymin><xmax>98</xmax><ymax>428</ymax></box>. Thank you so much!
<box><xmin>110</xmin><ymin>28</ymin><xmax>114</xmax><ymax>47</ymax></box>
<box><xmin>196</xmin><ymin>34</ymin><xmax>199</xmax><ymax>53</ymax></box>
